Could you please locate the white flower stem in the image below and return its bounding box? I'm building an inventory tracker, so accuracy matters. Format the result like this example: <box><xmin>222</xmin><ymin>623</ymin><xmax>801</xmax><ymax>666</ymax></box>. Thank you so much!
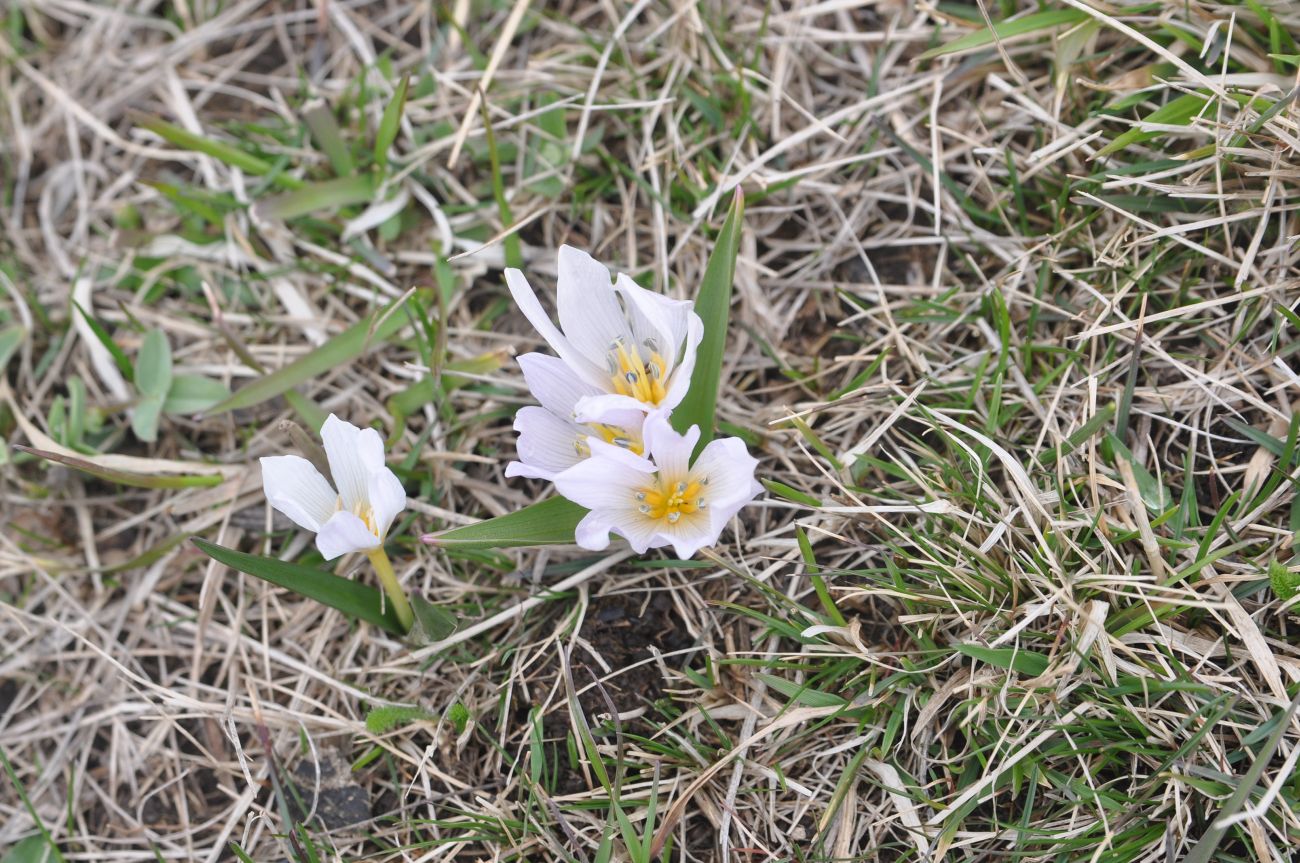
<box><xmin>366</xmin><ymin>547</ymin><xmax>414</xmax><ymax>632</ymax></box>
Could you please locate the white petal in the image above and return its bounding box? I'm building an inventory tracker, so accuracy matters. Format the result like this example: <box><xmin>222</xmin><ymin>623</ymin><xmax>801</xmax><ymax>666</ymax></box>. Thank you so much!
<box><xmin>367</xmin><ymin>466</ymin><xmax>406</xmax><ymax>539</ymax></box>
<box><xmin>574</xmin><ymin>510</ymin><xmax>615</xmax><ymax>551</ymax></box>
<box><xmin>642</xmin><ymin>411</ymin><xmax>699</xmax><ymax>481</ymax></box>
<box><xmin>260</xmin><ymin>455</ymin><xmax>338</xmax><ymax>531</ymax></box>
<box><xmin>658</xmin><ymin>512</ymin><xmax>717</xmax><ymax>559</ymax></box>
<box><xmin>553</xmin><ymin>453</ymin><xmax>654</xmax><ymax>512</ymax></box>
<box><xmin>518</xmin><ymin>352</ymin><xmax>602</xmax><ymax>418</ymax></box>
<box><xmin>614</xmin><ymin>273</ymin><xmax>681</xmax><ymax>368</ymax></box>
<box><xmin>512</xmin><ymin>405</ymin><xmax>584</xmax><ymax>481</ymax></box>
<box><xmin>506</xmin><ymin>267</ymin><xmax>607</xmax><ymax>388</ymax></box>
<box><xmin>659</xmin><ymin>309</ymin><xmax>705</xmax><ymax>412</ymax></box>
<box><xmin>321</xmin><ymin>415</ymin><xmax>385</xmax><ymax>511</ymax></box>
<box><xmin>585</xmin><ymin>437</ymin><xmax>656</xmax><ymax>472</ymax></box>
<box><xmin>573</xmin><ymin>392</ymin><xmax>655</xmax><ymax>423</ymax></box>
<box><xmin>556</xmin><ymin>246</ymin><xmax>633</xmax><ymax>370</ymax></box>
<box><xmin>691</xmin><ymin>436</ymin><xmax>761</xmax><ymax>508</ymax></box>
<box><xmin>316</xmin><ymin>510</ymin><xmax>380</xmax><ymax>559</ymax></box>
<box><xmin>604</xmin><ymin>510</ymin><xmax>663</xmax><ymax>554</ymax></box>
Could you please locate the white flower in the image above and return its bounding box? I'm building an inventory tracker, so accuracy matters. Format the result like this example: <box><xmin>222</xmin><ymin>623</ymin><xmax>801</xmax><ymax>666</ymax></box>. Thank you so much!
<box><xmin>260</xmin><ymin>415</ymin><xmax>406</xmax><ymax>560</ymax></box>
<box><xmin>553</xmin><ymin>411</ymin><xmax>762</xmax><ymax>559</ymax></box>
<box><xmin>505</xmin><ymin>352</ymin><xmax>646</xmax><ymax>481</ymax></box>
<box><xmin>506</xmin><ymin>245</ymin><xmax>704</xmax><ymax>422</ymax></box>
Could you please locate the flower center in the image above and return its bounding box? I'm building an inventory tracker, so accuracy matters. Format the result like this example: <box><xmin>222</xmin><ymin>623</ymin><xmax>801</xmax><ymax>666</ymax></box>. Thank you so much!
<box><xmin>636</xmin><ymin>478</ymin><xmax>706</xmax><ymax>524</ymax></box>
<box><xmin>339</xmin><ymin>496</ymin><xmax>379</xmax><ymax>537</ymax></box>
<box><xmin>607</xmin><ymin>337</ymin><xmax>668</xmax><ymax>405</ymax></box>
<box><xmin>573</xmin><ymin>423</ymin><xmax>643</xmax><ymax>457</ymax></box>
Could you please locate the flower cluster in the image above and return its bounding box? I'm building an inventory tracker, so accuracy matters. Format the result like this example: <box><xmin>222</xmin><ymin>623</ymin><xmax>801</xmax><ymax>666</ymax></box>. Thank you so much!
<box><xmin>504</xmin><ymin>246</ymin><xmax>761</xmax><ymax>559</ymax></box>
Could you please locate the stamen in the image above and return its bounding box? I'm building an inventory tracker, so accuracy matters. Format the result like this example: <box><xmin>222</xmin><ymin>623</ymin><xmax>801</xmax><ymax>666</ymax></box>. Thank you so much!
<box><xmin>666</xmin><ymin>511</ymin><xmax>680</xmax><ymax>523</ymax></box>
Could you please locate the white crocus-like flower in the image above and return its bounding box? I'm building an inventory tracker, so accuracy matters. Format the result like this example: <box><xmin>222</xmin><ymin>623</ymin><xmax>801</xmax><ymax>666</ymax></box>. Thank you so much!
<box><xmin>259</xmin><ymin>414</ymin><xmax>406</xmax><ymax>560</ymax></box>
<box><xmin>506</xmin><ymin>245</ymin><xmax>704</xmax><ymax>422</ymax></box>
<box><xmin>553</xmin><ymin>411</ymin><xmax>762</xmax><ymax>559</ymax></box>
<box><xmin>505</xmin><ymin>352</ymin><xmax>646</xmax><ymax>481</ymax></box>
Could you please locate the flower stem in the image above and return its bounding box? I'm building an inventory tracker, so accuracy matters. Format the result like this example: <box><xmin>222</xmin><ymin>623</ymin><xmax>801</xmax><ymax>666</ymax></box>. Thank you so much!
<box><xmin>365</xmin><ymin>547</ymin><xmax>414</xmax><ymax>633</ymax></box>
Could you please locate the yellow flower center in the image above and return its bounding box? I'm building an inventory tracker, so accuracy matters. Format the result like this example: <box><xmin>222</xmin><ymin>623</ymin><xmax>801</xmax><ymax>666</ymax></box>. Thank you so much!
<box><xmin>573</xmin><ymin>423</ymin><xmax>643</xmax><ymax>457</ymax></box>
<box><xmin>339</xmin><ymin>496</ymin><xmax>379</xmax><ymax>537</ymax></box>
<box><xmin>608</xmin><ymin>338</ymin><xmax>668</xmax><ymax>405</ymax></box>
<box><xmin>636</xmin><ymin>478</ymin><xmax>706</xmax><ymax>524</ymax></box>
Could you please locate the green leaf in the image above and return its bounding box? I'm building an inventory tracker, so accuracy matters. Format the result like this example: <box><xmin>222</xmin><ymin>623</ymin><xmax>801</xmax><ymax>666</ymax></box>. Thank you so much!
<box><xmin>671</xmin><ymin>189</ymin><xmax>744</xmax><ymax>452</ymax></box>
<box><xmin>191</xmin><ymin>538</ymin><xmax>406</xmax><ymax>635</ymax></box>
<box><xmin>303</xmin><ymin>100</ymin><xmax>355</xmax><ymax>177</ymax></box>
<box><xmin>0</xmin><ymin>325</ymin><xmax>26</xmax><ymax>372</ymax></box>
<box><xmin>14</xmin><ymin>444</ymin><xmax>225</xmax><ymax>489</ymax></box>
<box><xmin>252</xmin><ymin>174</ymin><xmax>377</xmax><ymax>221</ymax></box>
<box><xmin>423</xmin><ymin>496</ymin><xmax>587</xmax><ymax>550</ymax></box>
<box><xmin>1095</xmin><ymin>92</ymin><xmax>1211</xmax><ymax>158</ymax></box>
<box><xmin>955</xmin><ymin>643</ymin><xmax>1051</xmax><ymax>677</ymax></box>
<box><xmin>410</xmin><ymin>595</ymin><xmax>458</xmax><ymax>644</ymax></box>
<box><xmin>1269</xmin><ymin>560</ymin><xmax>1299</xmax><ymax>602</ymax></box>
<box><xmin>71</xmin><ymin>301</ymin><xmax>133</xmax><ymax>383</ymax></box>
<box><xmin>1</xmin><ymin>834</ymin><xmax>65</xmax><ymax>863</ymax></box>
<box><xmin>374</xmin><ymin>75</ymin><xmax>410</xmax><ymax>167</ymax></box>
<box><xmin>135</xmin><ymin>329</ymin><xmax>173</xmax><ymax>397</ymax></box>
<box><xmin>918</xmin><ymin>8</ymin><xmax>1088</xmax><ymax>60</ymax></box>
<box><xmin>138</xmin><ymin>118</ymin><xmax>300</xmax><ymax>188</ymax></box>
<box><xmin>163</xmin><ymin>374</ymin><xmax>232</xmax><ymax>415</ymax></box>
<box><xmin>364</xmin><ymin>704</ymin><xmax>435</xmax><ymax>734</ymax></box>
<box><xmin>204</xmin><ymin>295</ymin><xmax>413</xmax><ymax>416</ymax></box>
<box><xmin>1105</xmin><ymin>433</ymin><xmax>1172</xmax><ymax>514</ymax></box>
<box><xmin>131</xmin><ymin>393</ymin><xmax>164</xmax><ymax>443</ymax></box>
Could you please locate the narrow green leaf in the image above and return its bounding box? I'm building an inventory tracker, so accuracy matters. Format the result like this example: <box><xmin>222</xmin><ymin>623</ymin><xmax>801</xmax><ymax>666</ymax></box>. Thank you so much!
<box><xmin>0</xmin><ymin>325</ymin><xmax>26</xmax><ymax>372</ymax></box>
<box><xmin>71</xmin><ymin>301</ymin><xmax>133</xmax><ymax>383</ymax></box>
<box><xmin>918</xmin><ymin>9</ymin><xmax>1088</xmax><ymax>60</ymax></box>
<box><xmin>14</xmin><ymin>444</ymin><xmax>224</xmax><ymax>489</ymax></box>
<box><xmin>955</xmin><ymin>643</ymin><xmax>1051</xmax><ymax>677</ymax></box>
<box><xmin>303</xmin><ymin>100</ymin><xmax>355</xmax><ymax>177</ymax></box>
<box><xmin>131</xmin><ymin>393</ymin><xmax>164</xmax><ymax>443</ymax></box>
<box><xmin>138</xmin><ymin>118</ymin><xmax>300</xmax><ymax>188</ymax></box>
<box><xmin>163</xmin><ymin>374</ymin><xmax>232</xmax><ymax>415</ymax></box>
<box><xmin>252</xmin><ymin>174</ymin><xmax>376</xmax><ymax>221</ymax></box>
<box><xmin>761</xmin><ymin>478</ymin><xmax>822</xmax><ymax>507</ymax></box>
<box><xmin>1105</xmin><ymin>433</ymin><xmax>1172</xmax><ymax>514</ymax></box>
<box><xmin>423</xmin><ymin>496</ymin><xmax>586</xmax><ymax>550</ymax></box>
<box><xmin>204</xmin><ymin>295</ymin><xmax>412</xmax><ymax>416</ymax></box>
<box><xmin>1095</xmin><ymin>92</ymin><xmax>1212</xmax><ymax>158</ymax></box>
<box><xmin>191</xmin><ymin>538</ymin><xmax>406</xmax><ymax>635</ymax></box>
<box><xmin>1</xmin><ymin>834</ymin><xmax>64</xmax><ymax>863</ymax></box>
<box><xmin>672</xmin><ymin>189</ymin><xmax>744</xmax><ymax>451</ymax></box>
<box><xmin>1037</xmin><ymin>403</ymin><xmax>1116</xmax><ymax>467</ymax></box>
<box><xmin>374</xmin><ymin>75</ymin><xmax>410</xmax><ymax>167</ymax></box>
<box><xmin>135</xmin><ymin>329</ymin><xmax>173</xmax><ymax>398</ymax></box>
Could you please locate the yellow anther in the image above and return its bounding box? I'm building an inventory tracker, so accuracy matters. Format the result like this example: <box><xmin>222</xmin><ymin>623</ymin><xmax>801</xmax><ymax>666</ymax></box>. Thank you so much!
<box><xmin>608</xmin><ymin>339</ymin><xmax>668</xmax><ymax>405</ymax></box>
<box><xmin>635</xmin><ymin>477</ymin><xmax>704</xmax><ymax>522</ymax></box>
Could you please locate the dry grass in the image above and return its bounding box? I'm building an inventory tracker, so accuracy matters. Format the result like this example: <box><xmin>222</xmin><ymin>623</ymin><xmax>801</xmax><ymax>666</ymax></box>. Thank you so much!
<box><xmin>3</xmin><ymin>0</ymin><xmax>1300</xmax><ymax>860</ymax></box>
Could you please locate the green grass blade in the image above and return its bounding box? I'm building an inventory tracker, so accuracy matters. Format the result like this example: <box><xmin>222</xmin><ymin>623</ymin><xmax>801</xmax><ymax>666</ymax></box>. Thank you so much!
<box><xmin>252</xmin><ymin>174</ymin><xmax>376</xmax><ymax>221</ymax></box>
<box><xmin>303</xmin><ymin>100</ymin><xmax>355</xmax><ymax>177</ymax></box>
<box><xmin>672</xmin><ymin>189</ymin><xmax>744</xmax><ymax>450</ymax></box>
<box><xmin>203</xmin><ymin>295</ymin><xmax>412</xmax><ymax>417</ymax></box>
<box><xmin>422</xmin><ymin>496</ymin><xmax>586</xmax><ymax>550</ymax></box>
<box><xmin>1095</xmin><ymin>92</ymin><xmax>1211</xmax><ymax>158</ymax></box>
<box><xmin>138</xmin><ymin>118</ymin><xmax>300</xmax><ymax>188</ymax></box>
<box><xmin>374</xmin><ymin>75</ymin><xmax>409</xmax><ymax>168</ymax></box>
<box><xmin>135</xmin><ymin>329</ymin><xmax>172</xmax><ymax>398</ymax></box>
<box><xmin>955</xmin><ymin>643</ymin><xmax>1050</xmax><ymax>676</ymax></box>
<box><xmin>918</xmin><ymin>8</ymin><xmax>1088</xmax><ymax>60</ymax></box>
<box><xmin>14</xmin><ymin>444</ymin><xmax>224</xmax><ymax>489</ymax></box>
<box><xmin>191</xmin><ymin>538</ymin><xmax>407</xmax><ymax>635</ymax></box>
<box><xmin>0</xmin><ymin>325</ymin><xmax>26</xmax><ymax>372</ymax></box>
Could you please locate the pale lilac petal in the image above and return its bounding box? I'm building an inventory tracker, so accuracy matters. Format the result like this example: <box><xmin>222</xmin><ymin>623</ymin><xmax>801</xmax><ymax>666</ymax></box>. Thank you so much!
<box><xmin>512</xmin><ymin>405</ymin><xmax>584</xmax><ymax>481</ymax></box>
<box><xmin>367</xmin><ymin>466</ymin><xmax>406</xmax><ymax>539</ymax></box>
<box><xmin>659</xmin><ymin>309</ymin><xmax>704</xmax><ymax>412</ymax></box>
<box><xmin>556</xmin><ymin>245</ymin><xmax>633</xmax><ymax>369</ymax></box>
<box><xmin>316</xmin><ymin>510</ymin><xmax>380</xmax><ymax>559</ymax></box>
<box><xmin>321</xmin><ymin>415</ymin><xmax>384</xmax><ymax>511</ymax></box>
<box><xmin>506</xmin><ymin>268</ymin><xmax>607</xmax><ymax>388</ymax></box>
<box><xmin>260</xmin><ymin>455</ymin><xmax>337</xmax><ymax>531</ymax></box>
<box><xmin>642</xmin><ymin>412</ymin><xmax>699</xmax><ymax>481</ymax></box>
<box><xmin>518</xmin><ymin>352</ymin><xmax>602</xmax><ymax>418</ymax></box>
<box><xmin>573</xmin><ymin>392</ymin><xmax>655</xmax><ymax>423</ymax></box>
